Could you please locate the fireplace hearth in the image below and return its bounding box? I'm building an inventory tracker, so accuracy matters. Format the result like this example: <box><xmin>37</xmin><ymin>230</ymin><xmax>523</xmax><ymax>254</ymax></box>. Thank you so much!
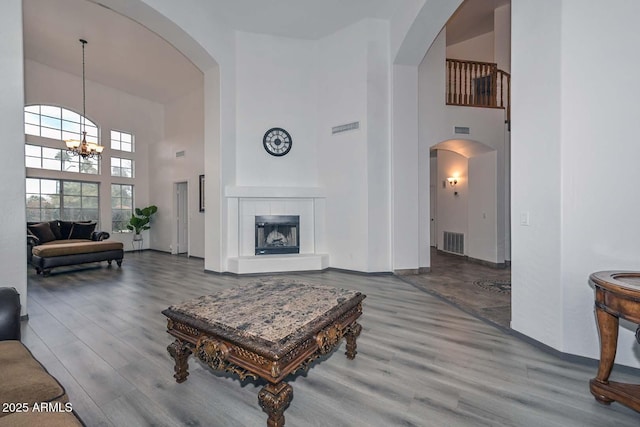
<box><xmin>255</xmin><ymin>215</ymin><xmax>300</xmax><ymax>255</ymax></box>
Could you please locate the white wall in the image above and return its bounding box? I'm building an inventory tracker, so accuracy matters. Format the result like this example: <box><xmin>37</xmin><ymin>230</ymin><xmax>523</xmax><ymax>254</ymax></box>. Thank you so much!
<box><xmin>365</xmin><ymin>19</ymin><xmax>392</xmax><ymax>272</ymax></box>
<box><xmin>392</xmin><ymin>64</ymin><xmax>420</xmax><ymax>271</ymax></box>
<box><xmin>558</xmin><ymin>0</ymin><xmax>640</xmax><ymax>367</ymax></box>
<box><xmin>510</xmin><ymin>0</ymin><xmax>564</xmax><ymax>349</ymax></box>
<box><xmin>494</xmin><ymin>4</ymin><xmax>511</xmax><ymax>73</ymax></box>
<box><xmin>235</xmin><ymin>32</ymin><xmax>318</xmax><ymax>188</ymax></box>
<box><xmin>317</xmin><ymin>21</ymin><xmax>370</xmax><ymax>272</ymax></box>
<box><xmin>24</xmin><ymin>60</ymin><xmax>162</xmax><ymax>250</ymax></box>
<box><xmin>150</xmin><ymin>84</ymin><xmax>205</xmax><ymax>257</ymax></box>
<box><xmin>468</xmin><ymin>151</ymin><xmax>497</xmax><ymax>262</ymax></box>
<box><xmin>418</xmin><ymin>28</ymin><xmax>446</xmax><ymax>268</ymax></box>
<box><xmin>0</xmin><ymin>0</ymin><xmax>27</xmax><ymax>315</ymax></box>
<box><xmin>446</xmin><ymin>31</ymin><xmax>494</xmax><ymax>63</ymax></box>
<box><xmin>436</xmin><ymin>150</ymin><xmax>468</xmax><ymax>251</ymax></box>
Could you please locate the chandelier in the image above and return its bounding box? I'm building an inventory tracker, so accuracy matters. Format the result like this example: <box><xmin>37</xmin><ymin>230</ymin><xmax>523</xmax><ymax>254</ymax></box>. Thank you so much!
<box><xmin>65</xmin><ymin>39</ymin><xmax>104</xmax><ymax>159</ymax></box>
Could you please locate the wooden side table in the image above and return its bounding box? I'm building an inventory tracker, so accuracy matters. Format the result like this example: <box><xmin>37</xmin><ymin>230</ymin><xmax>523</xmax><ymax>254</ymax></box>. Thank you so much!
<box><xmin>589</xmin><ymin>271</ymin><xmax>640</xmax><ymax>412</ymax></box>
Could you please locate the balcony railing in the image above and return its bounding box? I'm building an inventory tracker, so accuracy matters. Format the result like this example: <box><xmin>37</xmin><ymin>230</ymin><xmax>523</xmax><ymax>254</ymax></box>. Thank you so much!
<box><xmin>446</xmin><ymin>58</ymin><xmax>510</xmax><ymax>126</ymax></box>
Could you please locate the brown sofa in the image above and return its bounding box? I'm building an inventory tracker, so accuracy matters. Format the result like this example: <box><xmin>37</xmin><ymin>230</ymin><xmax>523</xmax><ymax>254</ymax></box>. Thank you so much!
<box><xmin>27</xmin><ymin>220</ymin><xmax>124</xmax><ymax>276</ymax></box>
<box><xmin>0</xmin><ymin>287</ymin><xmax>83</xmax><ymax>426</ymax></box>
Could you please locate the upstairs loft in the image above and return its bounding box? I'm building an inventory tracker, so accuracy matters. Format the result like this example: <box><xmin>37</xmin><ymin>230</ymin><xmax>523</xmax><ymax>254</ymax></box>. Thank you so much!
<box><xmin>446</xmin><ymin>58</ymin><xmax>510</xmax><ymax>128</ymax></box>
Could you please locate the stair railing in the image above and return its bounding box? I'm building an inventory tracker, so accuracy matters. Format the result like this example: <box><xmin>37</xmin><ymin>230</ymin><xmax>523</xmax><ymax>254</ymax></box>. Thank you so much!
<box><xmin>446</xmin><ymin>58</ymin><xmax>510</xmax><ymax>126</ymax></box>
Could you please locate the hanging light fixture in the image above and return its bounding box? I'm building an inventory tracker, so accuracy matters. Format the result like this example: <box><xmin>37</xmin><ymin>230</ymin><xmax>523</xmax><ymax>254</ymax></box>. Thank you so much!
<box><xmin>65</xmin><ymin>39</ymin><xmax>104</xmax><ymax>159</ymax></box>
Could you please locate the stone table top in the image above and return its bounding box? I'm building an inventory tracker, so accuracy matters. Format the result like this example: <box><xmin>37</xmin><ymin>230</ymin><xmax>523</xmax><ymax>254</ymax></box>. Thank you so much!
<box><xmin>164</xmin><ymin>279</ymin><xmax>364</xmax><ymax>355</ymax></box>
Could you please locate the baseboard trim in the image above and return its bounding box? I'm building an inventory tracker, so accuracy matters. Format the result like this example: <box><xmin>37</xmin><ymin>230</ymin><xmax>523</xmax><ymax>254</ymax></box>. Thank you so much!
<box><xmin>435</xmin><ymin>249</ymin><xmax>507</xmax><ymax>269</ymax></box>
<box><xmin>509</xmin><ymin>328</ymin><xmax>640</xmax><ymax>376</ymax></box>
<box><xmin>394</xmin><ymin>268</ymin><xmax>420</xmax><ymax>276</ymax></box>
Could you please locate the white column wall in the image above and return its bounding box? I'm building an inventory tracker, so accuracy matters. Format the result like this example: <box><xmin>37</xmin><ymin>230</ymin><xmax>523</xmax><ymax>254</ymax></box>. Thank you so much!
<box><xmin>365</xmin><ymin>20</ymin><xmax>392</xmax><ymax>272</ymax></box>
<box><xmin>510</xmin><ymin>0</ymin><xmax>563</xmax><ymax>348</ymax></box>
<box><xmin>317</xmin><ymin>22</ymin><xmax>369</xmax><ymax>271</ymax></box>
<box><xmin>0</xmin><ymin>0</ymin><xmax>27</xmax><ymax>315</ymax></box>
<box><xmin>392</xmin><ymin>64</ymin><xmax>420</xmax><ymax>271</ymax></box>
<box><xmin>559</xmin><ymin>0</ymin><xmax>640</xmax><ymax>367</ymax></box>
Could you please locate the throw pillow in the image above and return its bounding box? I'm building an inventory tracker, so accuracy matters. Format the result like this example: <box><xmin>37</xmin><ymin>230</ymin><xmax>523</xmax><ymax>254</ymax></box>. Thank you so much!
<box><xmin>47</xmin><ymin>220</ymin><xmax>63</xmax><ymax>240</ymax></box>
<box><xmin>59</xmin><ymin>221</ymin><xmax>74</xmax><ymax>239</ymax></box>
<box><xmin>68</xmin><ymin>222</ymin><xmax>97</xmax><ymax>240</ymax></box>
<box><xmin>27</xmin><ymin>222</ymin><xmax>57</xmax><ymax>244</ymax></box>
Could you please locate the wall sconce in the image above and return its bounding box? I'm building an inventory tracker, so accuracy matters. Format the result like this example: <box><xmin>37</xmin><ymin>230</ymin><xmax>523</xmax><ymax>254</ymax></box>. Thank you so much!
<box><xmin>447</xmin><ymin>177</ymin><xmax>459</xmax><ymax>196</ymax></box>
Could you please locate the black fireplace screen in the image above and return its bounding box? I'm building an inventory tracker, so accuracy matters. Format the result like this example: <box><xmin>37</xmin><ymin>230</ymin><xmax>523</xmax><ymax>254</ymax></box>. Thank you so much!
<box><xmin>255</xmin><ymin>215</ymin><xmax>300</xmax><ymax>255</ymax></box>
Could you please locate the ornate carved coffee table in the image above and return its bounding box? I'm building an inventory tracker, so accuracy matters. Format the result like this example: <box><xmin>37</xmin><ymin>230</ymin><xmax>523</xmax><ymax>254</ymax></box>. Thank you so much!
<box><xmin>162</xmin><ymin>280</ymin><xmax>366</xmax><ymax>427</ymax></box>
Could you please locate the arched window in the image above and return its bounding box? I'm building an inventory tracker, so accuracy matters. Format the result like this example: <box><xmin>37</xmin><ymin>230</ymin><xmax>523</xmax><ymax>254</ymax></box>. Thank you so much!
<box><xmin>24</xmin><ymin>105</ymin><xmax>98</xmax><ymax>144</ymax></box>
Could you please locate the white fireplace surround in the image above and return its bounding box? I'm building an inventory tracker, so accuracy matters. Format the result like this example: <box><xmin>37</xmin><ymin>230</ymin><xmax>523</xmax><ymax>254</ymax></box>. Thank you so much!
<box><xmin>225</xmin><ymin>186</ymin><xmax>329</xmax><ymax>274</ymax></box>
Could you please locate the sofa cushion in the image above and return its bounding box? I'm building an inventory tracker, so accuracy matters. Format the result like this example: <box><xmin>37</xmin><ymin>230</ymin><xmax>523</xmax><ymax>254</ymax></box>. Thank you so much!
<box><xmin>68</xmin><ymin>222</ymin><xmax>96</xmax><ymax>240</ymax></box>
<box><xmin>0</xmin><ymin>411</ymin><xmax>82</xmax><ymax>427</ymax></box>
<box><xmin>59</xmin><ymin>221</ymin><xmax>74</xmax><ymax>239</ymax></box>
<box><xmin>48</xmin><ymin>220</ymin><xmax>63</xmax><ymax>240</ymax></box>
<box><xmin>32</xmin><ymin>240</ymin><xmax>123</xmax><ymax>258</ymax></box>
<box><xmin>0</xmin><ymin>341</ymin><xmax>67</xmax><ymax>410</ymax></box>
<box><xmin>27</xmin><ymin>223</ymin><xmax>57</xmax><ymax>244</ymax></box>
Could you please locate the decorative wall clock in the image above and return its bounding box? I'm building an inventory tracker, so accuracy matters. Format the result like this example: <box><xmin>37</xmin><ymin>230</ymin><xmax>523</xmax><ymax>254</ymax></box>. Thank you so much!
<box><xmin>263</xmin><ymin>127</ymin><xmax>292</xmax><ymax>157</ymax></box>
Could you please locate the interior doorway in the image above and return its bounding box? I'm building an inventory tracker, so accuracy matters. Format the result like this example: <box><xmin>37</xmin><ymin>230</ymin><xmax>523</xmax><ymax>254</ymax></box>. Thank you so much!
<box><xmin>175</xmin><ymin>182</ymin><xmax>188</xmax><ymax>255</ymax></box>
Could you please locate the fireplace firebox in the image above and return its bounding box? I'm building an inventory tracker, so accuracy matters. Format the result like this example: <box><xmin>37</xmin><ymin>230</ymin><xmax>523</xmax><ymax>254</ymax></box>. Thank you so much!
<box><xmin>255</xmin><ymin>215</ymin><xmax>300</xmax><ymax>255</ymax></box>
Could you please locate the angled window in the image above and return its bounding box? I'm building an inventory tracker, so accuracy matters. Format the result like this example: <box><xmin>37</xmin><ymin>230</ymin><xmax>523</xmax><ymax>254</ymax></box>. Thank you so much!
<box><xmin>111</xmin><ymin>184</ymin><xmax>133</xmax><ymax>233</ymax></box>
<box><xmin>25</xmin><ymin>105</ymin><xmax>98</xmax><ymax>144</ymax></box>
<box><xmin>111</xmin><ymin>157</ymin><xmax>134</xmax><ymax>178</ymax></box>
<box><xmin>111</xmin><ymin>130</ymin><xmax>134</xmax><ymax>152</ymax></box>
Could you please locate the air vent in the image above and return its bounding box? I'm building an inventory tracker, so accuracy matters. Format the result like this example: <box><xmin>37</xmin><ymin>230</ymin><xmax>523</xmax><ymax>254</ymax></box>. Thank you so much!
<box><xmin>176</xmin><ymin>150</ymin><xmax>185</xmax><ymax>158</ymax></box>
<box><xmin>332</xmin><ymin>121</ymin><xmax>360</xmax><ymax>134</ymax></box>
<box><xmin>443</xmin><ymin>231</ymin><xmax>464</xmax><ymax>255</ymax></box>
<box><xmin>454</xmin><ymin>126</ymin><xmax>470</xmax><ymax>134</ymax></box>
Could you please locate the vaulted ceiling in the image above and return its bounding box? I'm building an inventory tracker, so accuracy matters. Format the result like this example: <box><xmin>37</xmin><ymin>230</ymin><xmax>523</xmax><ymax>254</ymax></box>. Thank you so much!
<box><xmin>23</xmin><ymin>0</ymin><xmax>507</xmax><ymax>105</ymax></box>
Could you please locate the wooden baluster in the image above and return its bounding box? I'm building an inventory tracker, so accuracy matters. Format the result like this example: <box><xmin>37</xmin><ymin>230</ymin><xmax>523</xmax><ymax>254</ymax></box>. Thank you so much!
<box><xmin>491</xmin><ymin>65</ymin><xmax>497</xmax><ymax>107</ymax></box>
<box><xmin>463</xmin><ymin>62</ymin><xmax>468</xmax><ymax>105</ymax></box>
<box><xmin>457</xmin><ymin>62</ymin><xmax>461</xmax><ymax>104</ymax></box>
<box><xmin>453</xmin><ymin>61</ymin><xmax>457</xmax><ymax>104</ymax></box>
<box><xmin>447</xmin><ymin>60</ymin><xmax>452</xmax><ymax>104</ymax></box>
<box><xmin>499</xmin><ymin>72</ymin><xmax>504</xmax><ymax>108</ymax></box>
<box><xmin>470</xmin><ymin>62</ymin><xmax>475</xmax><ymax>105</ymax></box>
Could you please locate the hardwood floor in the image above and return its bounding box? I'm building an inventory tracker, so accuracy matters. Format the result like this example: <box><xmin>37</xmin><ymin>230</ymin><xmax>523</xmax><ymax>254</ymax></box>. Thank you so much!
<box><xmin>22</xmin><ymin>251</ymin><xmax>639</xmax><ymax>426</ymax></box>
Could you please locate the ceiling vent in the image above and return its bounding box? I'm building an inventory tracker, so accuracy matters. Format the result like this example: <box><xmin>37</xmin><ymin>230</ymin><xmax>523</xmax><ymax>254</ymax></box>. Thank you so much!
<box><xmin>332</xmin><ymin>121</ymin><xmax>359</xmax><ymax>134</ymax></box>
<box><xmin>454</xmin><ymin>126</ymin><xmax>470</xmax><ymax>135</ymax></box>
<box><xmin>175</xmin><ymin>150</ymin><xmax>185</xmax><ymax>158</ymax></box>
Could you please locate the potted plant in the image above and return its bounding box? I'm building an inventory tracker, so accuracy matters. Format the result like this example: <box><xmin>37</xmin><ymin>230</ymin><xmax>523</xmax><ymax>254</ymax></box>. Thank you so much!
<box><xmin>126</xmin><ymin>205</ymin><xmax>158</xmax><ymax>247</ymax></box>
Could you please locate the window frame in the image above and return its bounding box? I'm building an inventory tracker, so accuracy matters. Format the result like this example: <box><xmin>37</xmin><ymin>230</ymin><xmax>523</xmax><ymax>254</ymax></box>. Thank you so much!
<box><xmin>111</xmin><ymin>183</ymin><xmax>134</xmax><ymax>233</ymax></box>
<box><xmin>26</xmin><ymin>178</ymin><xmax>100</xmax><ymax>224</ymax></box>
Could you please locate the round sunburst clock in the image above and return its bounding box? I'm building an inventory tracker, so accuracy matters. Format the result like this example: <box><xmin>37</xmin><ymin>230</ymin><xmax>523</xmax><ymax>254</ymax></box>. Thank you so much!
<box><xmin>263</xmin><ymin>127</ymin><xmax>292</xmax><ymax>157</ymax></box>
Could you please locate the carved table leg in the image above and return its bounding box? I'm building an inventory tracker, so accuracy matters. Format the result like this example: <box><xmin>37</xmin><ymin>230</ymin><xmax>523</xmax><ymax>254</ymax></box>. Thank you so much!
<box><xmin>167</xmin><ymin>339</ymin><xmax>192</xmax><ymax>383</ymax></box>
<box><xmin>258</xmin><ymin>382</ymin><xmax>293</xmax><ymax>427</ymax></box>
<box><xmin>590</xmin><ymin>304</ymin><xmax>619</xmax><ymax>404</ymax></box>
<box><xmin>344</xmin><ymin>321</ymin><xmax>362</xmax><ymax>360</ymax></box>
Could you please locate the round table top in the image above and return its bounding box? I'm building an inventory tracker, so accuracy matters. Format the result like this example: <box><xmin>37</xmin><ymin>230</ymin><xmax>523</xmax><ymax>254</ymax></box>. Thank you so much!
<box><xmin>590</xmin><ymin>270</ymin><xmax>640</xmax><ymax>294</ymax></box>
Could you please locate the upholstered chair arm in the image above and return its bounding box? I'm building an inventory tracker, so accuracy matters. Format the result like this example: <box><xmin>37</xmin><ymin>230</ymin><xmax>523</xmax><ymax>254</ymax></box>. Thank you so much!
<box><xmin>27</xmin><ymin>234</ymin><xmax>40</xmax><ymax>246</ymax></box>
<box><xmin>91</xmin><ymin>231</ymin><xmax>110</xmax><ymax>241</ymax></box>
<box><xmin>0</xmin><ymin>287</ymin><xmax>21</xmax><ymax>341</ymax></box>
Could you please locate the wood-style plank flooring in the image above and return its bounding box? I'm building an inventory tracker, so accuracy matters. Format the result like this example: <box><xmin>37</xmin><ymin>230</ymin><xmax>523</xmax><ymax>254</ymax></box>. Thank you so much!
<box><xmin>21</xmin><ymin>251</ymin><xmax>640</xmax><ymax>426</ymax></box>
